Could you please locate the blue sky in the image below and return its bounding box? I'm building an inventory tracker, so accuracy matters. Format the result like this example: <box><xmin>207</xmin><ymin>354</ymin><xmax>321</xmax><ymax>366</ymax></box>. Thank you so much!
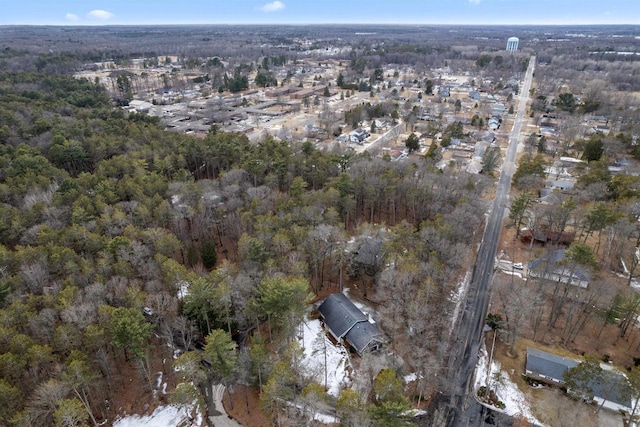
<box><xmin>1</xmin><ymin>0</ymin><xmax>639</xmax><ymax>25</ymax></box>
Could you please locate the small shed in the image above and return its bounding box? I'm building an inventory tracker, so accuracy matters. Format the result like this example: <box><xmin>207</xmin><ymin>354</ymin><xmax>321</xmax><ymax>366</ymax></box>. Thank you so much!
<box><xmin>318</xmin><ymin>293</ymin><xmax>383</xmax><ymax>355</ymax></box>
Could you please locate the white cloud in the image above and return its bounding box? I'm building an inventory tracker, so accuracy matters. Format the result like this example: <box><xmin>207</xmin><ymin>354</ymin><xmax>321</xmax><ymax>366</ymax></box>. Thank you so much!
<box><xmin>65</xmin><ymin>13</ymin><xmax>79</xmax><ymax>21</ymax></box>
<box><xmin>87</xmin><ymin>9</ymin><xmax>114</xmax><ymax>20</ymax></box>
<box><xmin>260</xmin><ymin>1</ymin><xmax>285</xmax><ymax>12</ymax></box>
<box><xmin>469</xmin><ymin>0</ymin><xmax>481</xmax><ymax>4</ymax></box>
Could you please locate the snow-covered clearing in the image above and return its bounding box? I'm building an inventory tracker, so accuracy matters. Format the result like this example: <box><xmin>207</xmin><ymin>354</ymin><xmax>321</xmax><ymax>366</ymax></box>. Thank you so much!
<box><xmin>113</xmin><ymin>404</ymin><xmax>202</xmax><ymax>427</ymax></box>
<box><xmin>474</xmin><ymin>346</ymin><xmax>544</xmax><ymax>426</ymax></box>
<box><xmin>298</xmin><ymin>317</ymin><xmax>352</xmax><ymax>397</ymax></box>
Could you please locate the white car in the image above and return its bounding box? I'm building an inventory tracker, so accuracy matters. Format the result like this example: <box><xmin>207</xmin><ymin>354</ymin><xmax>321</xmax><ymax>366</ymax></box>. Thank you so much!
<box><xmin>513</xmin><ymin>263</ymin><xmax>523</xmax><ymax>270</ymax></box>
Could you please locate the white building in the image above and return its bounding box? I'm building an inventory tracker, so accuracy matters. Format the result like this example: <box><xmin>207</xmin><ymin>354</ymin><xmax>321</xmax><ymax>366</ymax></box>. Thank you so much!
<box><xmin>506</xmin><ymin>37</ymin><xmax>519</xmax><ymax>52</ymax></box>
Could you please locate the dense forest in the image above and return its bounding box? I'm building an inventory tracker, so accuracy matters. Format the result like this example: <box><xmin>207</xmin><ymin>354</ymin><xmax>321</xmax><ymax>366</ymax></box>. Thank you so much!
<box><xmin>0</xmin><ymin>50</ymin><xmax>490</xmax><ymax>425</ymax></box>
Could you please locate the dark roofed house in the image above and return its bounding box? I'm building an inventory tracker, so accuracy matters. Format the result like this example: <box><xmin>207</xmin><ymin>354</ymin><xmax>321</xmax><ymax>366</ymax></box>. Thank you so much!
<box><xmin>355</xmin><ymin>238</ymin><xmax>382</xmax><ymax>267</ymax></box>
<box><xmin>526</xmin><ymin>347</ymin><xmax>579</xmax><ymax>385</ymax></box>
<box><xmin>527</xmin><ymin>249</ymin><xmax>590</xmax><ymax>288</ymax></box>
<box><xmin>318</xmin><ymin>293</ymin><xmax>384</xmax><ymax>355</ymax></box>
<box><xmin>588</xmin><ymin>371</ymin><xmax>633</xmax><ymax>412</ymax></box>
<box><xmin>525</xmin><ymin>348</ymin><xmax>633</xmax><ymax>413</ymax></box>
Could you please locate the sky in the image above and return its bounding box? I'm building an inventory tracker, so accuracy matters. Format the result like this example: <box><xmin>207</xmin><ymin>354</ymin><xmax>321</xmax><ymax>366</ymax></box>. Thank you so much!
<box><xmin>0</xmin><ymin>0</ymin><xmax>639</xmax><ymax>26</ymax></box>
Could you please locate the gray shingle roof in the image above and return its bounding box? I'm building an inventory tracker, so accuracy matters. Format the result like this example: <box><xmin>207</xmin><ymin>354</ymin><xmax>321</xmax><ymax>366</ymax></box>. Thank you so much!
<box><xmin>345</xmin><ymin>321</ymin><xmax>382</xmax><ymax>354</ymax></box>
<box><xmin>590</xmin><ymin>371</ymin><xmax>632</xmax><ymax>408</ymax></box>
<box><xmin>318</xmin><ymin>293</ymin><xmax>367</xmax><ymax>339</ymax></box>
<box><xmin>526</xmin><ymin>348</ymin><xmax>632</xmax><ymax>409</ymax></box>
<box><xmin>355</xmin><ymin>238</ymin><xmax>382</xmax><ymax>266</ymax></box>
<box><xmin>527</xmin><ymin>249</ymin><xmax>591</xmax><ymax>285</ymax></box>
<box><xmin>318</xmin><ymin>293</ymin><xmax>382</xmax><ymax>354</ymax></box>
<box><xmin>526</xmin><ymin>347</ymin><xmax>579</xmax><ymax>382</ymax></box>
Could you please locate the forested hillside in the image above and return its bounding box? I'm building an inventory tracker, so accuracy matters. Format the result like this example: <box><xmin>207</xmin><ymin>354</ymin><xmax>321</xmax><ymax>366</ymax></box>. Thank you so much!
<box><xmin>0</xmin><ymin>57</ymin><xmax>490</xmax><ymax>425</ymax></box>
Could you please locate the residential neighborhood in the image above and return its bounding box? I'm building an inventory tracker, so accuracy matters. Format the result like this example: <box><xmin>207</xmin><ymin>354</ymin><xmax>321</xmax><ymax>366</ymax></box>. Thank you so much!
<box><xmin>0</xmin><ymin>15</ymin><xmax>639</xmax><ymax>427</ymax></box>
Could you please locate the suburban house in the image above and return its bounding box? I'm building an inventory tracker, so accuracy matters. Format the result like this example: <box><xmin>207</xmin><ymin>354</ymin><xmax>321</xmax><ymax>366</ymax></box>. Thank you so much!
<box><xmin>527</xmin><ymin>249</ymin><xmax>590</xmax><ymax>288</ymax></box>
<box><xmin>594</xmin><ymin>125</ymin><xmax>611</xmax><ymax>135</ymax></box>
<box><xmin>609</xmin><ymin>157</ymin><xmax>632</xmax><ymax>175</ymax></box>
<box><xmin>559</xmin><ymin>156</ymin><xmax>584</xmax><ymax>168</ymax></box>
<box><xmin>526</xmin><ymin>347</ymin><xmax>579</xmax><ymax>385</ymax></box>
<box><xmin>265</xmin><ymin>85</ymin><xmax>295</xmax><ymax>98</ymax></box>
<box><xmin>349</xmin><ymin>128</ymin><xmax>369</xmax><ymax>144</ymax></box>
<box><xmin>318</xmin><ymin>293</ymin><xmax>384</xmax><ymax>355</ymax></box>
<box><xmin>546</xmin><ymin>179</ymin><xmax>575</xmax><ymax>192</ymax></box>
<box><xmin>418</xmin><ymin>113</ymin><xmax>439</xmax><ymax>121</ymax></box>
<box><xmin>438</xmin><ymin>85</ymin><xmax>451</xmax><ymax>98</ymax></box>
<box><xmin>525</xmin><ymin>348</ymin><xmax>633</xmax><ymax>413</ymax></box>
<box><xmin>519</xmin><ymin>228</ymin><xmax>575</xmax><ymax>247</ymax></box>
<box><xmin>468</xmin><ymin>90</ymin><xmax>482</xmax><ymax>101</ymax></box>
<box><xmin>475</xmin><ymin>130</ymin><xmax>496</xmax><ymax>144</ymax></box>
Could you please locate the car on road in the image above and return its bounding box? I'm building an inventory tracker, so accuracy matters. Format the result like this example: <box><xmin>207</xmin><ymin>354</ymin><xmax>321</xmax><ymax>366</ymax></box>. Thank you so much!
<box><xmin>513</xmin><ymin>262</ymin><xmax>523</xmax><ymax>270</ymax></box>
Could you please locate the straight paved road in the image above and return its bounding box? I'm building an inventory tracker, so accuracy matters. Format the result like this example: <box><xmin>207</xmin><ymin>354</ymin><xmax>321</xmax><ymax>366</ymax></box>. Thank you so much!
<box><xmin>425</xmin><ymin>57</ymin><xmax>536</xmax><ymax>427</ymax></box>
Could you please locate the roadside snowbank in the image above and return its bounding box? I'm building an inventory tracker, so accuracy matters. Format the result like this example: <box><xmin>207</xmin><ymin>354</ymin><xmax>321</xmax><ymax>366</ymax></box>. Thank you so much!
<box><xmin>474</xmin><ymin>346</ymin><xmax>544</xmax><ymax>426</ymax></box>
<box><xmin>449</xmin><ymin>271</ymin><xmax>471</xmax><ymax>336</ymax></box>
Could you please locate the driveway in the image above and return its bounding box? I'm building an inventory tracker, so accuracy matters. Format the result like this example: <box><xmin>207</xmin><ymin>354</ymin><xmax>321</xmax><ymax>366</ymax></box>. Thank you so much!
<box><xmin>206</xmin><ymin>384</ymin><xmax>243</xmax><ymax>427</ymax></box>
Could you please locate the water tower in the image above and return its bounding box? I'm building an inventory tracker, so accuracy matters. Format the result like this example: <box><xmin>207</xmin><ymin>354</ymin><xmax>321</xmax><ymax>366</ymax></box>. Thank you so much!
<box><xmin>506</xmin><ymin>37</ymin><xmax>519</xmax><ymax>52</ymax></box>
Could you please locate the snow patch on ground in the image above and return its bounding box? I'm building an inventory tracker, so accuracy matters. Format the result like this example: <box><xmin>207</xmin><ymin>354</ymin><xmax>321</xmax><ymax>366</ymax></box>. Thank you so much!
<box><xmin>615</xmin><ymin>268</ymin><xmax>640</xmax><ymax>289</ymax></box>
<box><xmin>287</xmin><ymin>401</ymin><xmax>340</xmax><ymax>425</ymax></box>
<box><xmin>313</xmin><ymin>412</ymin><xmax>339</xmax><ymax>424</ymax></box>
<box><xmin>113</xmin><ymin>405</ymin><xmax>200</xmax><ymax>427</ymax></box>
<box><xmin>403</xmin><ymin>372</ymin><xmax>418</xmax><ymax>383</ymax></box>
<box><xmin>299</xmin><ymin>317</ymin><xmax>352</xmax><ymax>397</ymax></box>
<box><xmin>176</xmin><ymin>281</ymin><xmax>189</xmax><ymax>300</ymax></box>
<box><xmin>449</xmin><ymin>271</ymin><xmax>471</xmax><ymax>336</ymax></box>
<box><xmin>403</xmin><ymin>408</ymin><xmax>428</xmax><ymax>417</ymax></box>
<box><xmin>474</xmin><ymin>346</ymin><xmax>545</xmax><ymax>426</ymax></box>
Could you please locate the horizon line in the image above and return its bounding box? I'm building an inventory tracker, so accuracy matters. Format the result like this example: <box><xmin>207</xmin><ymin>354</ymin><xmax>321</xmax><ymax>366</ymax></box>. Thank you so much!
<box><xmin>1</xmin><ymin>22</ymin><xmax>639</xmax><ymax>27</ymax></box>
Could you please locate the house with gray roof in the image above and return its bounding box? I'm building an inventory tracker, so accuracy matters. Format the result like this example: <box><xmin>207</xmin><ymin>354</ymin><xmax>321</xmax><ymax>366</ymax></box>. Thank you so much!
<box><xmin>355</xmin><ymin>238</ymin><xmax>383</xmax><ymax>270</ymax></box>
<box><xmin>526</xmin><ymin>347</ymin><xmax>579</xmax><ymax>385</ymax></box>
<box><xmin>527</xmin><ymin>249</ymin><xmax>590</xmax><ymax>288</ymax></box>
<box><xmin>525</xmin><ymin>348</ymin><xmax>633</xmax><ymax>413</ymax></box>
<box><xmin>318</xmin><ymin>293</ymin><xmax>383</xmax><ymax>355</ymax></box>
<box><xmin>546</xmin><ymin>179</ymin><xmax>575</xmax><ymax>192</ymax></box>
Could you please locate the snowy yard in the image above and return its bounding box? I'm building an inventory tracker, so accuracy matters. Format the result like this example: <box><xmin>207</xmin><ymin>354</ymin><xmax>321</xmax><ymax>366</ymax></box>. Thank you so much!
<box><xmin>113</xmin><ymin>404</ymin><xmax>202</xmax><ymax>427</ymax></box>
<box><xmin>474</xmin><ymin>346</ymin><xmax>544</xmax><ymax>426</ymax></box>
<box><xmin>298</xmin><ymin>317</ymin><xmax>352</xmax><ymax>397</ymax></box>
<box><xmin>113</xmin><ymin>372</ymin><xmax>203</xmax><ymax>427</ymax></box>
